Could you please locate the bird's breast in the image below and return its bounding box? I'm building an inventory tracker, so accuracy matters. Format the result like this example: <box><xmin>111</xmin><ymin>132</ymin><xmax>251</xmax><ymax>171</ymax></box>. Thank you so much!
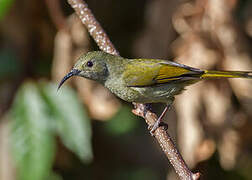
<box><xmin>105</xmin><ymin>78</ymin><xmax>184</xmax><ymax>103</ymax></box>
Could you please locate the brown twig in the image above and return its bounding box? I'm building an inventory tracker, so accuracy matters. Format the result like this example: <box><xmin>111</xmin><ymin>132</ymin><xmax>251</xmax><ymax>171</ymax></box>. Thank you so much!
<box><xmin>132</xmin><ymin>103</ymin><xmax>200</xmax><ymax>180</ymax></box>
<box><xmin>67</xmin><ymin>0</ymin><xmax>119</xmax><ymax>56</ymax></box>
<box><xmin>66</xmin><ymin>0</ymin><xmax>200</xmax><ymax>179</ymax></box>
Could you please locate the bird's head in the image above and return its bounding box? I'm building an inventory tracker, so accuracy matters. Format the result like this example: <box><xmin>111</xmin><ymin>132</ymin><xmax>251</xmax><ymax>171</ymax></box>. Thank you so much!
<box><xmin>58</xmin><ymin>51</ymin><xmax>110</xmax><ymax>90</ymax></box>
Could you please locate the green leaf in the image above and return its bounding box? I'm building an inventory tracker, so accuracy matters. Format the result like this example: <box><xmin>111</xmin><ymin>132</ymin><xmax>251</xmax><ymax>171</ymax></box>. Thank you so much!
<box><xmin>0</xmin><ymin>0</ymin><xmax>14</xmax><ymax>20</ymax></box>
<box><xmin>40</xmin><ymin>83</ymin><xmax>93</xmax><ymax>163</ymax></box>
<box><xmin>10</xmin><ymin>82</ymin><xmax>55</xmax><ymax>180</ymax></box>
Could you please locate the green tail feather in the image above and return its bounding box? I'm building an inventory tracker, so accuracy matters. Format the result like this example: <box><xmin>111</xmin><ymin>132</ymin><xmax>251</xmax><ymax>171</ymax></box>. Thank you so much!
<box><xmin>201</xmin><ymin>70</ymin><xmax>252</xmax><ymax>79</ymax></box>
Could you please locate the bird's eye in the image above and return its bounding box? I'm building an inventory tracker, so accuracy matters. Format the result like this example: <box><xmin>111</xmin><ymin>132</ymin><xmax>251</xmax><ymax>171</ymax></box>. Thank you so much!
<box><xmin>86</xmin><ymin>61</ymin><xmax>93</xmax><ymax>67</ymax></box>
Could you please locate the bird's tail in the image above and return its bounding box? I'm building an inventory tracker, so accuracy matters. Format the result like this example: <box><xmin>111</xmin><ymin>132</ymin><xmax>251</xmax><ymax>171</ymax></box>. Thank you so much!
<box><xmin>201</xmin><ymin>70</ymin><xmax>252</xmax><ymax>79</ymax></box>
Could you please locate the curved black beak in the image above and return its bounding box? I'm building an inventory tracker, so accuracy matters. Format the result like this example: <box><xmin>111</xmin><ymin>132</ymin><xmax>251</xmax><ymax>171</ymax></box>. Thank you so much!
<box><xmin>57</xmin><ymin>69</ymin><xmax>81</xmax><ymax>91</ymax></box>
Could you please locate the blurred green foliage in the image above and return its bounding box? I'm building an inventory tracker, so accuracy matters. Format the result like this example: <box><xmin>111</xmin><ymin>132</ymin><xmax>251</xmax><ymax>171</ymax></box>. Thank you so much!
<box><xmin>0</xmin><ymin>0</ymin><xmax>14</xmax><ymax>21</ymax></box>
<box><xmin>41</xmin><ymin>83</ymin><xmax>93</xmax><ymax>162</ymax></box>
<box><xmin>0</xmin><ymin>0</ymin><xmax>14</xmax><ymax>20</ymax></box>
<box><xmin>10</xmin><ymin>82</ymin><xmax>55</xmax><ymax>180</ymax></box>
<box><xmin>10</xmin><ymin>82</ymin><xmax>92</xmax><ymax>180</ymax></box>
<box><xmin>0</xmin><ymin>48</ymin><xmax>21</xmax><ymax>79</ymax></box>
<box><xmin>105</xmin><ymin>105</ymin><xmax>138</xmax><ymax>136</ymax></box>
<box><xmin>112</xmin><ymin>168</ymin><xmax>158</xmax><ymax>180</ymax></box>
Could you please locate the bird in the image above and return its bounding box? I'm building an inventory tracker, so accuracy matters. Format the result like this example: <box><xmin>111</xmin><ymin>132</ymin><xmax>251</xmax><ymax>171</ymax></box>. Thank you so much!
<box><xmin>58</xmin><ymin>51</ymin><xmax>252</xmax><ymax>134</ymax></box>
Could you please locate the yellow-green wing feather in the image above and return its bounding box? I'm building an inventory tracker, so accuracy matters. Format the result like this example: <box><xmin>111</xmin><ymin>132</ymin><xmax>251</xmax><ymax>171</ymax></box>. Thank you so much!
<box><xmin>123</xmin><ymin>59</ymin><xmax>161</xmax><ymax>86</ymax></box>
<box><xmin>123</xmin><ymin>59</ymin><xmax>203</xmax><ymax>87</ymax></box>
<box><xmin>156</xmin><ymin>64</ymin><xmax>192</xmax><ymax>83</ymax></box>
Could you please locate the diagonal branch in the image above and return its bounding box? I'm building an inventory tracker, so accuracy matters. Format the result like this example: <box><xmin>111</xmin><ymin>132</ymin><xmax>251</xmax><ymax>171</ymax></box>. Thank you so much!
<box><xmin>66</xmin><ymin>0</ymin><xmax>200</xmax><ymax>179</ymax></box>
<box><xmin>67</xmin><ymin>0</ymin><xmax>119</xmax><ymax>56</ymax></box>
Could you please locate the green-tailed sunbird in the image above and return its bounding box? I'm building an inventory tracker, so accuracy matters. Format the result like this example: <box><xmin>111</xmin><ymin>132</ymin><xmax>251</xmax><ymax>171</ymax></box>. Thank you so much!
<box><xmin>58</xmin><ymin>51</ymin><xmax>252</xmax><ymax>133</ymax></box>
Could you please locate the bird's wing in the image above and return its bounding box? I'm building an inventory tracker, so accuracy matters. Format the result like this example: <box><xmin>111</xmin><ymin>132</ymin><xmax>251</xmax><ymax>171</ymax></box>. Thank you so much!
<box><xmin>123</xmin><ymin>59</ymin><xmax>204</xmax><ymax>87</ymax></box>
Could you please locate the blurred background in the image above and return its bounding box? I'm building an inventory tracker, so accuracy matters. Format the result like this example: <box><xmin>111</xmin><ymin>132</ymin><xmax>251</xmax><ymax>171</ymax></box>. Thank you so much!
<box><xmin>0</xmin><ymin>0</ymin><xmax>252</xmax><ymax>179</ymax></box>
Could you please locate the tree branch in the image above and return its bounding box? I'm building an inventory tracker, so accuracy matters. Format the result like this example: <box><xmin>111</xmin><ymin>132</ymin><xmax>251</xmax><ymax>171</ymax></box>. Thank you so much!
<box><xmin>66</xmin><ymin>0</ymin><xmax>200</xmax><ymax>179</ymax></box>
<box><xmin>67</xmin><ymin>0</ymin><xmax>119</xmax><ymax>56</ymax></box>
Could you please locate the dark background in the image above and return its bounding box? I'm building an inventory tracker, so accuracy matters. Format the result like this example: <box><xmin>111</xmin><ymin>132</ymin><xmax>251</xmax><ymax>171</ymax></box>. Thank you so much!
<box><xmin>0</xmin><ymin>0</ymin><xmax>252</xmax><ymax>180</ymax></box>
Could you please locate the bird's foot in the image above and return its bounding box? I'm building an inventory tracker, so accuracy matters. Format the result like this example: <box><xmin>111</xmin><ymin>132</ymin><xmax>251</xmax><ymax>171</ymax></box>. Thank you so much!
<box><xmin>149</xmin><ymin>120</ymin><xmax>168</xmax><ymax>136</ymax></box>
<box><xmin>148</xmin><ymin>105</ymin><xmax>170</xmax><ymax>136</ymax></box>
<box><xmin>143</xmin><ymin>103</ymin><xmax>152</xmax><ymax>117</ymax></box>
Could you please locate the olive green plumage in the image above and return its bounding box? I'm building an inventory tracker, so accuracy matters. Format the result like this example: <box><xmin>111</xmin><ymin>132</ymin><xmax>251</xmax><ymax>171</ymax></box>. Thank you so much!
<box><xmin>58</xmin><ymin>51</ymin><xmax>252</xmax><ymax>106</ymax></box>
<box><xmin>58</xmin><ymin>51</ymin><xmax>252</xmax><ymax>133</ymax></box>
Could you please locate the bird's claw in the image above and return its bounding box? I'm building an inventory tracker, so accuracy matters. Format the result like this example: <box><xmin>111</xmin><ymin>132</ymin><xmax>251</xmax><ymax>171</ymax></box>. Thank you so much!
<box><xmin>148</xmin><ymin>104</ymin><xmax>170</xmax><ymax>136</ymax></box>
<box><xmin>148</xmin><ymin>121</ymin><xmax>168</xmax><ymax>136</ymax></box>
<box><xmin>143</xmin><ymin>103</ymin><xmax>152</xmax><ymax>117</ymax></box>
<box><xmin>160</xmin><ymin>122</ymin><xmax>168</xmax><ymax>131</ymax></box>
